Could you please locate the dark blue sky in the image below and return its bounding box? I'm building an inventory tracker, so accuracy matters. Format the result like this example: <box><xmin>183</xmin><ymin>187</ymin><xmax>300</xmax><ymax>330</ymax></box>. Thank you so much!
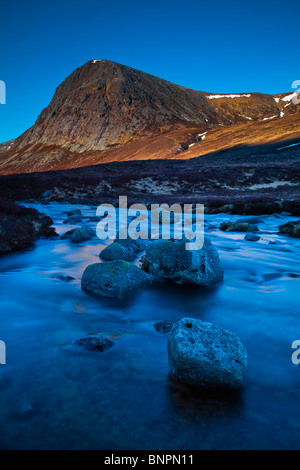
<box><xmin>0</xmin><ymin>0</ymin><xmax>298</xmax><ymax>142</ymax></box>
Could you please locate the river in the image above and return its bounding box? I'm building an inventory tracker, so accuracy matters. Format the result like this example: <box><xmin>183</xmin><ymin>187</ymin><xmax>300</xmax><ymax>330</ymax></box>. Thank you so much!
<box><xmin>0</xmin><ymin>202</ymin><xmax>299</xmax><ymax>450</ymax></box>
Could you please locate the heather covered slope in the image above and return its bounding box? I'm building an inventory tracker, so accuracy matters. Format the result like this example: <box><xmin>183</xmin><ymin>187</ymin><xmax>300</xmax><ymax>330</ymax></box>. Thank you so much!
<box><xmin>0</xmin><ymin>60</ymin><xmax>299</xmax><ymax>174</ymax></box>
<box><xmin>0</xmin><ymin>138</ymin><xmax>299</xmax><ymax>215</ymax></box>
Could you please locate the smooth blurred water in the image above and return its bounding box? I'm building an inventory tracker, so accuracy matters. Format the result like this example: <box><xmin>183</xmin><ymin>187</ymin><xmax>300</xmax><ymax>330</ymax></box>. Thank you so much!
<box><xmin>0</xmin><ymin>202</ymin><xmax>299</xmax><ymax>450</ymax></box>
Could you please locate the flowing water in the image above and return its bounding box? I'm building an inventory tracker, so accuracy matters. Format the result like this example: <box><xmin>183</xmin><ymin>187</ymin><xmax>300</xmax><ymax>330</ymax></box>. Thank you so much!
<box><xmin>0</xmin><ymin>202</ymin><xmax>299</xmax><ymax>450</ymax></box>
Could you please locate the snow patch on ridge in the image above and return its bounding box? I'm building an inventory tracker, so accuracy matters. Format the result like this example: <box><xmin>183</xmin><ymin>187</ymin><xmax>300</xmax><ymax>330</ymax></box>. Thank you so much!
<box><xmin>207</xmin><ymin>94</ymin><xmax>251</xmax><ymax>99</ymax></box>
<box><xmin>282</xmin><ymin>93</ymin><xmax>297</xmax><ymax>102</ymax></box>
<box><xmin>261</xmin><ymin>115</ymin><xmax>278</xmax><ymax>121</ymax></box>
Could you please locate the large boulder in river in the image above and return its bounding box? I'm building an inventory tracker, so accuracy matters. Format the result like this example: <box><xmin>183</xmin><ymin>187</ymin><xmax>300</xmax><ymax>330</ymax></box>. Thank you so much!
<box><xmin>279</xmin><ymin>220</ymin><xmax>300</xmax><ymax>238</ymax></box>
<box><xmin>81</xmin><ymin>260</ymin><xmax>154</xmax><ymax>298</ymax></box>
<box><xmin>142</xmin><ymin>237</ymin><xmax>224</xmax><ymax>287</ymax></box>
<box><xmin>220</xmin><ymin>221</ymin><xmax>259</xmax><ymax>233</ymax></box>
<box><xmin>168</xmin><ymin>318</ymin><xmax>247</xmax><ymax>390</ymax></box>
<box><xmin>61</xmin><ymin>225</ymin><xmax>94</xmax><ymax>243</ymax></box>
<box><xmin>100</xmin><ymin>237</ymin><xmax>146</xmax><ymax>262</ymax></box>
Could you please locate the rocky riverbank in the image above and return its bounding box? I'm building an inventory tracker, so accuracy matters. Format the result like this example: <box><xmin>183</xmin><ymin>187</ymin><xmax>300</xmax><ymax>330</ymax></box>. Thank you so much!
<box><xmin>0</xmin><ymin>198</ymin><xmax>57</xmax><ymax>256</ymax></box>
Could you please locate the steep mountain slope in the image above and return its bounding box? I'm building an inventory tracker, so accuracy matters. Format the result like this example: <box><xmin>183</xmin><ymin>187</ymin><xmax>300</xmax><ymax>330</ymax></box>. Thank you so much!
<box><xmin>0</xmin><ymin>60</ymin><xmax>299</xmax><ymax>174</ymax></box>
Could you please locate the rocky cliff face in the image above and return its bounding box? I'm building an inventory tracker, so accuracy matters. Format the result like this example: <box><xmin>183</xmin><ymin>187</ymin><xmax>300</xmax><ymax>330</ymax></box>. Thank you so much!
<box><xmin>0</xmin><ymin>60</ymin><xmax>299</xmax><ymax>174</ymax></box>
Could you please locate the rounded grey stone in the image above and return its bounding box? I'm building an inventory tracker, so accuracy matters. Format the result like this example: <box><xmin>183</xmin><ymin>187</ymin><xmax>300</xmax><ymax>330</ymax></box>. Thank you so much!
<box><xmin>168</xmin><ymin>318</ymin><xmax>247</xmax><ymax>390</ymax></box>
<box><xmin>81</xmin><ymin>260</ymin><xmax>154</xmax><ymax>298</ymax></box>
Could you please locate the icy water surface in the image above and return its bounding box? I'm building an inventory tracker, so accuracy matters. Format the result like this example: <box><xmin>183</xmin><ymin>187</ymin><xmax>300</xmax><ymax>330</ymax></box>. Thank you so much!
<box><xmin>0</xmin><ymin>202</ymin><xmax>300</xmax><ymax>450</ymax></box>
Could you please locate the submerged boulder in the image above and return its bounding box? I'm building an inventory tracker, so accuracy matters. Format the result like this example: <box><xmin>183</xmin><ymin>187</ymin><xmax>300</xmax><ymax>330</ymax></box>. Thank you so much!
<box><xmin>63</xmin><ymin>216</ymin><xmax>83</xmax><ymax>224</ymax></box>
<box><xmin>245</xmin><ymin>233</ymin><xmax>261</xmax><ymax>242</ymax></box>
<box><xmin>142</xmin><ymin>237</ymin><xmax>224</xmax><ymax>287</ymax></box>
<box><xmin>53</xmin><ymin>274</ymin><xmax>75</xmax><ymax>282</ymax></box>
<box><xmin>61</xmin><ymin>225</ymin><xmax>94</xmax><ymax>243</ymax></box>
<box><xmin>248</xmin><ymin>224</ymin><xmax>259</xmax><ymax>233</ymax></box>
<box><xmin>279</xmin><ymin>220</ymin><xmax>300</xmax><ymax>238</ymax></box>
<box><xmin>168</xmin><ymin>318</ymin><xmax>247</xmax><ymax>390</ymax></box>
<box><xmin>67</xmin><ymin>209</ymin><xmax>82</xmax><ymax>217</ymax></box>
<box><xmin>81</xmin><ymin>260</ymin><xmax>154</xmax><ymax>298</ymax></box>
<box><xmin>73</xmin><ymin>336</ymin><xmax>115</xmax><ymax>353</ymax></box>
<box><xmin>207</xmin><ymin>223</ymin><xmax>219</xmax><ymax>230</ymax></box>
<box><xmin>236</xmin><ymin>217</ymin><xmax>264</xmax><ymax>225</ymax></box>
<box><xmin>153</xmin><ymin>320</ymin><xmax>175</xmax><ymax>334</ymax></box>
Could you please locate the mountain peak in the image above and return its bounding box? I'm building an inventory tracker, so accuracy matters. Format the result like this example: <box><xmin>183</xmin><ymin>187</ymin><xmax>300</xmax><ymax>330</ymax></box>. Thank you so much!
<box><xmin>0</xmin><ymin>62</ymin><xmax>299</xmax><ymax>174</ymax></box>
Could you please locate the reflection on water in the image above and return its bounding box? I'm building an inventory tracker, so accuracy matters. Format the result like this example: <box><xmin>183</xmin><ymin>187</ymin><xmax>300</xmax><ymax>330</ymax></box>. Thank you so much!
<box><xmin>168</xmin><ymin>380</ymin><xmax>244</xmax><ymax>416</ymax></box>
<box><xmin>0</xmin><ymin>202</ymin><xmax>299</xmax><ymax>449</ymax></box>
